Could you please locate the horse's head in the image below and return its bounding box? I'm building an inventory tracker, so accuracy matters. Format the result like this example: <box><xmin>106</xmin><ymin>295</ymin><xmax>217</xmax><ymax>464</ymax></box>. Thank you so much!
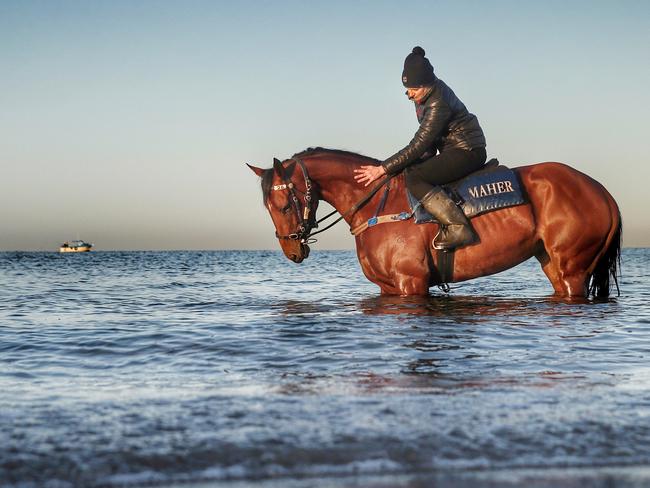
<box><xmin>248</xmin><ymin>158</ymin><xmax>319</xmax><ymax>263</ymax></box>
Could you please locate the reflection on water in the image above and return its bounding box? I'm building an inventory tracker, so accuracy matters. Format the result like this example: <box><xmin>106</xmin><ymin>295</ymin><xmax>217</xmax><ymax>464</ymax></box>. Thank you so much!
<box><xmin>358</xmin><ymin>294</ymin><xmax>603</xmax><ymax>317</ymax></box>
<box><xmin>0</xmin><ymin>250</ymin><xmax>649</xmax><ymax>487</ymax></box>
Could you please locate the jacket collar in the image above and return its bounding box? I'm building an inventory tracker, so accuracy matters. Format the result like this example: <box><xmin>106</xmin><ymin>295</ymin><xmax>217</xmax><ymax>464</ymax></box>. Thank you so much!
<box><xmin>420</xmin><ymin>77</ymin><xmax>438</xmax><ymax>104</ymax></box>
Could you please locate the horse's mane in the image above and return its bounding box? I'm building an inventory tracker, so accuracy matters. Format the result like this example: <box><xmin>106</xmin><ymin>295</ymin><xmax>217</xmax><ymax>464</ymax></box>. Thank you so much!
<box><xmin>291</xmin><ymin>146</ymin><xmax>379</xmax><ymax>162</ymax></box>
<box><xmin>261</xmin><ymin>147</ymin><xmax>379</xmax><ymax>204</ymax></box>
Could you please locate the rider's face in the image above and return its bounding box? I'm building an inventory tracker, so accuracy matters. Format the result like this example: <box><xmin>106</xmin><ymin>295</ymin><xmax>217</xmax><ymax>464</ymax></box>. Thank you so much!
<box><xmin>405</xmin><ymin>87</ymin><xmax>429</xmax><ymax>103</ymax></box>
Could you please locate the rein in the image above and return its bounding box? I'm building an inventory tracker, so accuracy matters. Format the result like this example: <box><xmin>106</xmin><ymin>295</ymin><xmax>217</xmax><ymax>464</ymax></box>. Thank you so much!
<box><xmin>271</xmin><ymin>157</ymin><xmax>394</xmax><ymax>243</ymax></box>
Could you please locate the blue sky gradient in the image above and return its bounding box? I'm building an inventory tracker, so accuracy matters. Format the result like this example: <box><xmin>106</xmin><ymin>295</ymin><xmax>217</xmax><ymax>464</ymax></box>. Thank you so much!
<box><xmin>1</xmin><ymin>1</ymin><xmax>648</xmax><ymax>249</ymax></box>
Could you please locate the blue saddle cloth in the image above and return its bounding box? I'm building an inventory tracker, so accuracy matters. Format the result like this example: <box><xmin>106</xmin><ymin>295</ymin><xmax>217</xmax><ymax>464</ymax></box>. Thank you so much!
<box><xmin>407</xmin><ymin>163</ymin><xmax>527</xmax><ymax>223</ymax></box>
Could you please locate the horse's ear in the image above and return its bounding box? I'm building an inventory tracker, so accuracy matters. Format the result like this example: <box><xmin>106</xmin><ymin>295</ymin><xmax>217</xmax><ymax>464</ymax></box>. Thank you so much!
<box><xmin>273</xmin><ymin>158</ymin><xmax>285</xmax><ymax>177</ymax></box>
<box><xmin>284</xmin><ymin>161</ymin><xmax>296</xmax><ymax>178</ymax></box>
<box><xmin>246</xmin><ymin>163</ymin><xmax>265</xmax><ymax>177</ymax></box>
<box><xmin>272</xmin><ymin>158</ymin><xmax>296</xmax><ymax>179</ymax></box>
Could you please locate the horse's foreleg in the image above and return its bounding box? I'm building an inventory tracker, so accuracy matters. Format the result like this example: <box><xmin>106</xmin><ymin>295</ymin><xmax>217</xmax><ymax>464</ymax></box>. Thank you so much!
<box><xmin>391</xmin><ymin>242</ymin><xmax>432</xmax><ymax>295</ymax></box>
<box><xmin>371</xmin><ymin>274</ymin><xmax>429</xmax><ymax>295</ymax></box>
<box><xmin>392</xmin><ymin>273</ymin><xmax>430</xmax><ymax>296</ymax></box>
<box><xmin>357</xmin><ymin>232</ymin><xmax>432</xmax><ymax>296</ymax></box>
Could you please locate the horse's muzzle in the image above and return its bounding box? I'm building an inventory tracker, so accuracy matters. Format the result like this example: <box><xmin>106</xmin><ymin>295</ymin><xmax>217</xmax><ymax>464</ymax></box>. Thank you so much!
<box><xmin>288</xmin><ymin>243</ymin><xmax>310</xmax><ymax>263</ymax></box>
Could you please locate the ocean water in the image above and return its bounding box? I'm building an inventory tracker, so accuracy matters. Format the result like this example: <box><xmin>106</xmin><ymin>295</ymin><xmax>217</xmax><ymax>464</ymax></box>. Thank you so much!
<box><xmin>1</xmin><ymin>249</ymin><xmax>650</xmax><ymax>487</ymax></box>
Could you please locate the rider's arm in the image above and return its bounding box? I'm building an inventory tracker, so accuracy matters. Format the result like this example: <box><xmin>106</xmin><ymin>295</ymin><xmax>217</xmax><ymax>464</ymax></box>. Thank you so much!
<box><xmin>381</xmin><ymin>100</ymin><xmax>451</xmax><ymax>176</ymax></box>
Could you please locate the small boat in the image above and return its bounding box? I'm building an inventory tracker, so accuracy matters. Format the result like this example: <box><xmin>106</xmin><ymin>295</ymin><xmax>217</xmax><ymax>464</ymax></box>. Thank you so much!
<box><xmin>59</xmin><ymin>240</ymin><xmax>93</xmax><ymax>253</ymax></box>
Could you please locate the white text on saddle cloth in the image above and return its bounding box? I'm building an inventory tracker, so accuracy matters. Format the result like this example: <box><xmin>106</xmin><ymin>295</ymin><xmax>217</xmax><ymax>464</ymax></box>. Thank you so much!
<box><xmin>468</xmin><ymin>181</ymin><xmax>515</xmax><ymax>199</ymax></box>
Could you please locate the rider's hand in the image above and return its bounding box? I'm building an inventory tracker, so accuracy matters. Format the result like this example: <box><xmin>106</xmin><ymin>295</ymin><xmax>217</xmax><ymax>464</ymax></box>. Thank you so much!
<box><xmin>353</xmin><ymin>165</ymin><xmax>386</xmax><ymax>187</ymax></box>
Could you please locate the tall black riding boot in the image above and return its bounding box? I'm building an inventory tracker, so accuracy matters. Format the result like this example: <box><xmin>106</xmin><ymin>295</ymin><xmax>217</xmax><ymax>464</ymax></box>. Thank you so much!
<box><xmin>420</xmin><ymin>187</ymin><xmax>478</xmax><ymax>250</ymax></box>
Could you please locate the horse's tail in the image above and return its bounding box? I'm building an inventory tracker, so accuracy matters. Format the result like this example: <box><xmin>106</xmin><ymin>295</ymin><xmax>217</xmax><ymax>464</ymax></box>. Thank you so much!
<box><xmin>588</xmin><ymin>209</ymin><xmax>622</xmax><ymax>298</ymax></box>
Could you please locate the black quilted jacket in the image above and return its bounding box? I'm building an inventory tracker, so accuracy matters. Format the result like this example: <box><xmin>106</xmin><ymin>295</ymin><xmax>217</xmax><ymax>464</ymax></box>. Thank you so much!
<box><xmin>382</xmin><ymin>77</ymin><xmax>486</xmax><ymax>176</ymax></box>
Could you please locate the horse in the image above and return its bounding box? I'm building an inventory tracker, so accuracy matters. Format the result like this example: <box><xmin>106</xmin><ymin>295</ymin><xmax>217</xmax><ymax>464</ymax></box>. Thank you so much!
<box><xmin>247</xmin><ymin>147</ymin><xmax>621</xmax><ymax>298</ymax></box>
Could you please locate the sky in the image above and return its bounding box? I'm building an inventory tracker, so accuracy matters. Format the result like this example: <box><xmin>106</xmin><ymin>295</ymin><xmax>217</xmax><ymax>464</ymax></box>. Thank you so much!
<box><xmin>1</xmin><ymin>0</ymin><xmax>649</xmax><ymax>250</ymax></box>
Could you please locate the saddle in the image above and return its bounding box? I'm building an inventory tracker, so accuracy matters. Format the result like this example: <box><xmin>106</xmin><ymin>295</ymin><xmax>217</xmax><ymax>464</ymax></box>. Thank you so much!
<box><xmin>407</xmin><ymin>159</ymin><xmax>527</xmax><ymax>224</ymax></box>
<box><xmin>350</xmin><ymin>159</ymin><xmax>528</xmax><ymax>237</ymax></box>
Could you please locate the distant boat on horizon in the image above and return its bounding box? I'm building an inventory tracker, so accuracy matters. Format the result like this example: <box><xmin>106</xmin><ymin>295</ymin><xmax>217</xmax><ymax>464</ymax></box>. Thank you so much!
<box><xmin>59</xmin><ymin>240</ymin><xmax>93</xmax><ymax>253</ymax></box>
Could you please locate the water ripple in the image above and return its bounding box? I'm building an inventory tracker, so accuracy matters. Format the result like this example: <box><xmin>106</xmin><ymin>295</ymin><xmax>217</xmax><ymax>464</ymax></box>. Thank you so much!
<box><xmin>0</xmin><ymin>250</ymin><xmax>649</xmax><ymax>486</ymax></box>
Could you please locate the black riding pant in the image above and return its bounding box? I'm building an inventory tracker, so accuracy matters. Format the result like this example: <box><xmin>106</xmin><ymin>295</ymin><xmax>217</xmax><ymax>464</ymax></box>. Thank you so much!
<box><xmin>405</xmin><ymin>147</ymin><xmax>487</xmax><ymax>201</ymax></box>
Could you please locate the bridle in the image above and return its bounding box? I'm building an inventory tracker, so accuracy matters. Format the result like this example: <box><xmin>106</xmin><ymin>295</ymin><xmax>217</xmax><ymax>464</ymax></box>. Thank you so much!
<box><xmin>272</xmin><ymin>158</ymin><xmax>318</xmax><ymax>243</ymax></box>
<box><xmin>270</xmin><ymin>157</ymin><xmax>394</xmax><ymax>244</ymax></box>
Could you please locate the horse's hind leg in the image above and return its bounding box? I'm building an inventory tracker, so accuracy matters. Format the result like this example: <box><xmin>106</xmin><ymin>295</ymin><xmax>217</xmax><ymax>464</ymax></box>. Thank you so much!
<box><xmin>523</xmin><ymin>163</ymin><xmax>617</xmax><ymax>298</ymax></box>
<box><xmin>535</xmin><ymin>246</ymin><xmax>589</xmax><ymax>297</ymax></box>
<box><xmin>534</xmin><ymin>200</ymin><xmax>616</xmax><ymax>298</ymax></box>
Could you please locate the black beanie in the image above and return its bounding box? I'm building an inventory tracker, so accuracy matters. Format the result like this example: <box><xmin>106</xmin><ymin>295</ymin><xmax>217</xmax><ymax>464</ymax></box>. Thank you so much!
<box><xmin>402</xmin><ymin>46</ymin><xmax>435</xmax><ymax>88</ymax></box>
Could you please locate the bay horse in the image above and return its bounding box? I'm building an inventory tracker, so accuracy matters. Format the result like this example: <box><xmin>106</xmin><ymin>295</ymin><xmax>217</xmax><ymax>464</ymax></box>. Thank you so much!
<box><xmin>248</xmin><ymin>147</ymin><xmax>621</xmax><ymax>298</ymax></box>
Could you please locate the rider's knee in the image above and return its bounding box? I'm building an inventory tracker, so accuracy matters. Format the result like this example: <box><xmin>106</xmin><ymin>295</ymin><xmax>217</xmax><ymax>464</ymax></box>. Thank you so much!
<box><xmin>404</xmin><ymin>168</ymin><xmax>420</xmax><ymax>193</ymax></box>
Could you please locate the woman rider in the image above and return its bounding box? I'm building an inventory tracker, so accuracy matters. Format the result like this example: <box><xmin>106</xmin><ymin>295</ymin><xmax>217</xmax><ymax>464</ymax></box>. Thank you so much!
<box><xmin>354</xmin><ymin>46</ymin><xmax>487</xmax><ymax>250</ymax></box>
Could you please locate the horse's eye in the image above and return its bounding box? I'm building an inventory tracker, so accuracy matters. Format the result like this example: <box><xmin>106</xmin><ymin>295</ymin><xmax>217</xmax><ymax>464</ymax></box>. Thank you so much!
<box><xmin>280</xmin><ymin>203</ymin><xmax>292</xmax><ymax>214</ymax></box>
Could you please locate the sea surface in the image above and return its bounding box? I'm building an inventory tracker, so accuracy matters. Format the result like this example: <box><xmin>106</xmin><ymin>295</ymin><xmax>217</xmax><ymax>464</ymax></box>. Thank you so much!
<box><xmin>1</xmin><ymin>249</ymin><xmax>650</xmax><ymax>487</ymax></box>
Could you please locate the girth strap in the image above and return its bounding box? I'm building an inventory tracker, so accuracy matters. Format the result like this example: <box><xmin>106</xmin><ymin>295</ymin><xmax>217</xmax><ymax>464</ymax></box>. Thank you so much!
<box><xmin>437</xmin><ymin>249</ymin><xmax>454</xmax><ymax>290</ymax></box>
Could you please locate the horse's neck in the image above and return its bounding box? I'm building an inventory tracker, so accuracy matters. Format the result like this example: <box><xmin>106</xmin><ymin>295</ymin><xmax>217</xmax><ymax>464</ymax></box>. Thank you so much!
<box><xmin>305</xmin><ymin>157</ymin><xmax>372</xmax><ymax>223</ymax></box>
